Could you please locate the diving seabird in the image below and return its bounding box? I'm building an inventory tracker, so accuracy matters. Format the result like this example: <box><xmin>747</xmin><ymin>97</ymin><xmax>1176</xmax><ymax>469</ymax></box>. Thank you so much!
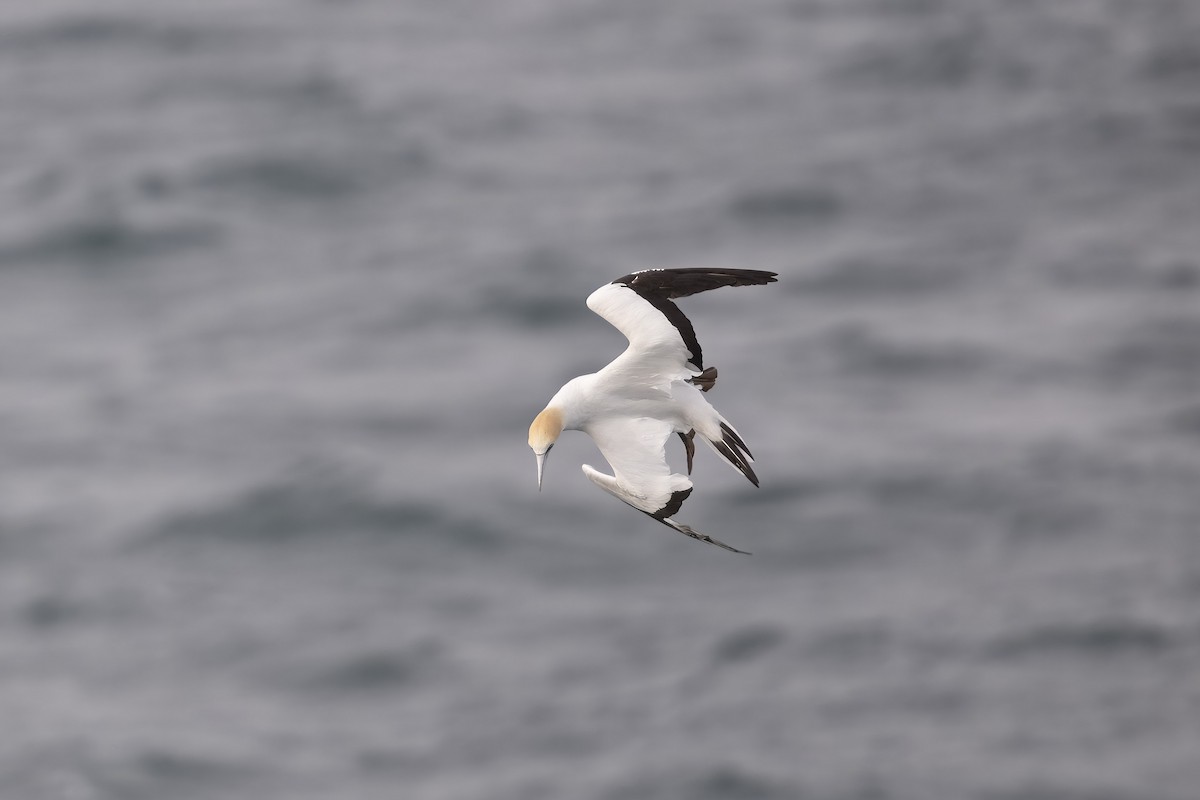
<box><xmin>528</xmin><ymin>268</ymin><xmax>778</xmax><ymax>554</ymax></box>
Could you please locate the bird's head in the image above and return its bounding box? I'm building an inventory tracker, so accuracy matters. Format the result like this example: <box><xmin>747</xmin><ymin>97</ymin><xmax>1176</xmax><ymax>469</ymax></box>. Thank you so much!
<box><xmin>528</xmin><ymin>406</ymin><xmax>564</xmax><ymax>490</ymax></box>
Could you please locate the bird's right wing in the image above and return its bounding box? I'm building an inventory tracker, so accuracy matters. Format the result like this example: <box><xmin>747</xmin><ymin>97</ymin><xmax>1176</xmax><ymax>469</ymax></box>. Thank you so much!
<box><xmin>586</xmin><ymin>268</ymin><xmax>777</xmax><ymax>374</ymax></box>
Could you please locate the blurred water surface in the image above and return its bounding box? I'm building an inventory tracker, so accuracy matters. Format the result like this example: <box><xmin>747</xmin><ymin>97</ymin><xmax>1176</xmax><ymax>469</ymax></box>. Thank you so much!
<box><xmin>2</xmin><ymin>1</ymin><xmax>1200</xmax><ymax>798</ymax></box>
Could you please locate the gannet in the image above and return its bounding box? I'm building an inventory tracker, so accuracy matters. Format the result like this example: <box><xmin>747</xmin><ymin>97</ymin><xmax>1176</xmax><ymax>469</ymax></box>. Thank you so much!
<box><xmin>528</xmin><ymin>268</ymin><xmax>778</xmax><ymax>554</ymax></box>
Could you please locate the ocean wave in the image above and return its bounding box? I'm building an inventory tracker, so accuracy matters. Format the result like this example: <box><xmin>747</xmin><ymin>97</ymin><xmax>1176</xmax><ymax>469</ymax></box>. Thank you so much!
<box><xmin>1140</xmin><ymin>42</ymin><xmax>1200</xmax><ymax>84</ymax></box>
<box><xmin>789</xmin><ymin>257</ymin><xmax>966</xmax><ymax>297</ymax></box>
<box><xmin>0</xmin><ymin>214</ymin><xmax>221</xmax><ymax>267</ymax></box>
<box><xmin>730</xmin><ymin>459</ymin><xmax>1101</xmax><ymax>548</ymax></box>
<box><xmin>141</xmin><ymin>477</ymin><xmax>498</xmax><ymax>549</ymax></box>
<box><xmin>727</xmin><ymin>185</ymin><xmax>843</xmax><ymax>226</ymax></box>
<box><xmin>478</xmin><ymin>287</ymin><xmax>584</xmax><ymax>329</ymax></box>
<box><xmin>193</xmin><ymin>152</ymin><xmax>367</xmax><ymax>200</ymax></box>
<box><xmin>280</xmin><ymin>639</ymin><xmax>447</xmax><ymax>694</ymax></box>
<box><xmin>19</xmin><ymin>594</ymin><xmax>84</xmax><ymax>630</ymax></box>
<box><xmin>4</xmin><ymin>741</ymin><xmax>261</xmax><ymax>800</ymax></box>
<box><xmin>1049</xmin><ymin>254</ymin><xmax>1200</xmax><ymax>291</ymax></box>
<box><xmin>984</xmin><ymin>620</ymin><xmax>1178</xmax><ymax>661</ymax></box>
<box><xmin>1161</xmin><ymin>101</ymin><xmax>1200</xmax><ymax>152</ymax></box>
<box><xmin>831</xmin><ymin>25</ymin><xmax>986</xmax><ymax>88</ymax></box>
<box><xmin>1166</xmin><ymin>403</ymin><xmax>1200</xmax><ymax>439</ymax></box>
<box><xmin>129</xmin><ymin>747</ymin><xmax>258</xmax><ymax>785</ymax></box>
<box><xmin>981</xmin><ymin>782</ymin><xmax>1141</xmax><ymax>800</ymax></box>
<box><xmin>607</xmin><ymin>764</ymin><xmax>799</xmax><ymax>800</ymax></box>
<box><xmin>0</xmin><ymin>14</ymin><xmax>221</xmax><ymax>54</ymax></box>
<box><xmin>189</xmin><ymin>144</ymin><xmax>431</xmax><ymax>204</ymax></box>
<box><xmin>1099</xmin><ymin>317</ymin><xmax>1200</xmax><ymax>388</ymax></box>
<box><xmin>803</xmin><ymin>623</ymin><xmax>893</xmax><ymax>665</ymax></box>
<box><xmin>820</xmin><ymin>323</ymin><xmax>992</xmax><ymax>377</ymax></box>
<box><xmin>710</xmin><ymin>624</ymin><xmax>788</xmax><ymax>666</ymax></box>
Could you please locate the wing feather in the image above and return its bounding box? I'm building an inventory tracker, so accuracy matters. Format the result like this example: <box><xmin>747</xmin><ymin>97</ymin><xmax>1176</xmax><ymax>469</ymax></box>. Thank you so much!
<box><xmin>588</xmin><ymin>268</ymin><xmax>777</xmax><ymax>371</ymax></box>
<box><xmin>583</xmin><ymin>417</ymin><xmax>688</xmax><ymax>516</ymax></box>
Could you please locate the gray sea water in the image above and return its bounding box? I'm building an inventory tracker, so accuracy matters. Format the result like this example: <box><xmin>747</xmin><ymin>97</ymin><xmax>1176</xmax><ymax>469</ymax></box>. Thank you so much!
<box><xmin>3</xmin><ymin>1</ymin><xmax>1200</xmax><ymax>798</ymax></box>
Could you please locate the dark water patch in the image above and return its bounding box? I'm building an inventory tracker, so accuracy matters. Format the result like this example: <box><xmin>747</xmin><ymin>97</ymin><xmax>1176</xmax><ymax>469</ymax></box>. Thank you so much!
<box><xmin>0</xmin><ymin>216</ymin><xmax>221</xmax><ymax>267</ymax></box>
<box><xmin>606</xmin><ymin>764</ymin><xmax>799</xmax><ymax>800</ymax></box>
<box><xmin>820</xmin><ymin>682</ymin><xmax>971</xmax><ymax>725</ymax></box>
<box><xmin>143</xmin><ymin>478</ymin><xmax>497</xmax><ymax>549</ymax></box>
<box><xmin>1155</xmin><ymin>260</ymin><xmax>1200</xmax><ymax>290</ymax></box>
<box><xmin>863</xmin><ymin>468</ymin><xmax>1098</xmax><ymax>540</ymax></box>
<box><xmin>838</xmin><ymin>0</ymin><xmax>948</xmax><ymax>17</ymax></box>
<box><xmin>1161</xmin><ymin>101</ymin><xmax>1200</xmax><ymax>151</ymax></box>
<box><xmin>742</xmin><ymin>463</ymin><xmax>1097</xmax><ymax>542</ymax></box>
<box><xmin>1166</xmin><ymin>403</ymin><xmax>1200</xmax><ymax>438</ymax></box>
<box><xmin>823</xmin><ymin>323</ymin><xmax>991</xmax><ymax>377</ymax></box>
<box><xmin>982</xmin><ymin>782</ymin><xmax>1135</xmax><ymax>800</ymax></box>
<box><xmin>1050</xmin><ymin>254</ymin><xmax>1200</xmax><ymax>291</ymax></box>
<box><xmin>1099</xmin><ymin>317</ymin><xmax>1200</xmax><ymax>388</ymax></box>
<box><xmin>280</xmin><ymin>70</ymin><xmax>368</xmax><ymax>114</ymax></box>
<box><xmin>147</xmin><ymin>63</ymin><xmax>375</xmax><ymax>122</ymax></box>
<box><xmin>3</xmin><ymin>749</ymin><xmax>252</xmax><ymax>800</ymax></box>
<box><xmin>711</xmin><ymin>624</ymin><xmax>787</xmax><ymax>665</ymax></box>
<box><xmin>728</xmin><ymin>185</ymin><xmax>843</xmax><ymax>226</ymax></box>
<box><xmin>191</xmin><ymin>144</ymin><xmax>430</xmax><ymax>204</ymax></box>
<box><xmin>866</xmin><ymin>470</ymin><xmax>985</xmax><ymax>512</ymax></box>
<box><xmin>790</xmin><ymin>257</ymin><xmax>964</xmax><ymax>297</ymax></box>
<box><xmin>1077</xmin><ymin>108</ymin><xmax>1146</xmax><ymax>149</ymax></box>
<box><xmin>480</xmin><ymin>286</ymin><xmax>584</xmax><ymax>329</ymax></box>
<box><xmin>132</xmin><ymin>748</ymin><xmax>256</xmax><ymax>784</ymax></box>
<box><xmin>984</xmin><ymin>620</ymin><xmax>1176</xmax><ymax>661</ymax></box>
<box><xmin>0</xmin><ymin>14</ymin><xmax>220</xmax><ymax>55</ymax></box>
<box><xmin>20</xmin><ymin>595</ymin><xmax>83</xmax><ymax>629</ymax></box>
<box><xmin>64</xmin><ymin>746</ymin><xmax>264</xmax><ymax>800</ymax></box>
<box><xmin>765</xmin><ymin>514</ymin><xmax>892</xmax><ymax>571</ymax></box>
<box><xmin>356</xmin><ymin>747</ymin><xmax>422</xmax><ymax>772</ymax></box>
<box><xmin>1006</xmin><ymin>498</ymin><xmax>1100</xmax><ymax>541</ymax></box>
<box><xmin>310</xmin><ymin>651</ymin><xmax>420</xmax><ymax>690</ymax></box>
<box><xmin>1141</xmin><ymin>42</ymin><xmax>1200</xmax><ymax>83</ymax></box>
<box><xmin>195</xmin><ymin>153</ymin><xmax>368</xmax><ymax>201</ymax></box>
<box><xmin>288</xmin><ymin>640</ymin><xmax>445</xmax><ymax>694</ymax></box>
<box><xmin>478</xmin><ymin>249</ymin><xmax>606</xmax><ymax>328</ymax></box>
<box><xmin>691</xmin><ymin>767</ymin><xmax>796</xmax><ymax>800</ymax></box>
<box><xmin>727</xmin><ymin>476</ymin><xmax>836</xmax><ymax>507</ymax></box>
<box><xmin>790</xmin><ymin>0</ymin><xmax>945</xmax><ymax>19</ymax></box>
<box><xmin>805</xmin><ymin>623</ymin><xmax>892</xmax><ymax>665</ymax></box>
<box><xmin>833</xmin><ymin>26</ymin><xmax>985</xmax><ymax>88</ymax></box>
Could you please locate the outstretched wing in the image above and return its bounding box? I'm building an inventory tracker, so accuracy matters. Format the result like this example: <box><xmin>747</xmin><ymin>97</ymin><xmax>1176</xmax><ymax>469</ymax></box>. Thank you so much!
<box><xmin>584</xmin><ymin>417</ymin><xmax>687</xmax><ymax>515</ymax></box>
<box><xmin>581</xmin><ymin>417</ymin><xmax>749</xmax><ymax>554</ymax></box>
<box><xmin>586</xmin><ymin>268</ymin><xmax>777</xmax><ymax>373</ymax></box>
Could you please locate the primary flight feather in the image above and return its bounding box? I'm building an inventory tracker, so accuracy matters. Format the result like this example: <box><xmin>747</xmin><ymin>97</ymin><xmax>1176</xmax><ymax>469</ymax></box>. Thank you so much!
<box><xmin>528</xmin><ymin>268</ymin><xmax>777</xmax><ymax>554</ymax></box>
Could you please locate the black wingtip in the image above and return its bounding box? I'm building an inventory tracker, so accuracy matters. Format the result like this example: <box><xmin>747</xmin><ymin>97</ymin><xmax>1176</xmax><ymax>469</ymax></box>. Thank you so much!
<box><xmin>651</xmin><ymin>487</ymin><xmax>693</xmax><ymax>520</ymax></box>
<box><xmin>714</xmin><ymin>422</ymin><xmax>759</xmax><ymax>487</ymax></box>
<box><xmin>665</xmin><ymin>518</ymin><xmax>752</xmax><ymax>554</ymax></box>
<box><xmin>614</xmin><ymin>268</ymin><xmax>778</xmax><ymax>297</ymax></box>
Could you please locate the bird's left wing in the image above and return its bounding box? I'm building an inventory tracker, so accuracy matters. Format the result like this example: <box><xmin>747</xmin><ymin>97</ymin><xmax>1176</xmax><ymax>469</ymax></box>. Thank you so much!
<box><xmin>585</xmin><ymin>416</ymin><xmax>685</xmax><ymax>511</ymax></box>
<box><xmin>582</xmin><ymin>417</ymin><xmax>749</xmax><ymax>554</ymax></box>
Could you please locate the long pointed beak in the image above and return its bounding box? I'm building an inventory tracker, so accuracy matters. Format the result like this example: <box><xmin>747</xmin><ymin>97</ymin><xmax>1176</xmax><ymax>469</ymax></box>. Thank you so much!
<box><xmin>536</xmin><ymin>451</ymin><xmax>547</xmax><ymax>491</ymax></box>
